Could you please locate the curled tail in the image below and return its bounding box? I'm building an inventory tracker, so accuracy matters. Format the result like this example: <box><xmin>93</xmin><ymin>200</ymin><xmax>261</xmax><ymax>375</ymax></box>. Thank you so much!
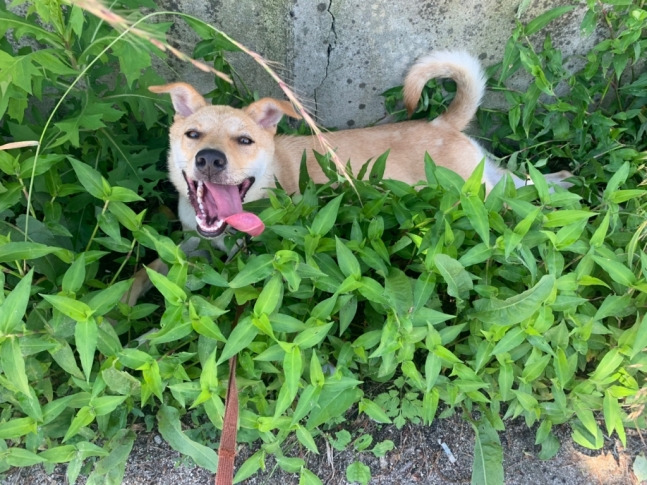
<box><xmin>403</xmin><ymin>51</ymin><xmax>485</xmax><ymax>131</ymax></box>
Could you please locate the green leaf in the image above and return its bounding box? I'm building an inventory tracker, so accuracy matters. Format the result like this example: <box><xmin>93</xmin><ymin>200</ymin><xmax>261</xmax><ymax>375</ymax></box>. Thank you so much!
<box><xmin>310</xmin><ymin>353</ymin><xmax>325</xmax><ymax>388</ymax></box>
<box><xmin>401</xmin><ymin>360</ymin><xmax>425</xmax><ymax>391</ymax></box>
<box><xmin>432</xmin><ymin>254</ymin><xmax>473</xmax><ymax>300</ymax></box>
<box><xmin>330</xmin><ymin>430</ymin><xmax>352</xmax><ymax>451</ymax></box>
<box><xmin>372</xmin><ymin>440</ymin><xmax>395</xmax><ymax>458</ymax></box>
<box><xmin>62</xmin><ymin>254</ymin><xmax>86</xmax><ymax>295</ymax></box>
<box><xmin>92</xmin><ymin>395</ymin><xmax>128</xmax><ymax>416</ymax></box>
<box><xmin>4</xmin><ymin>448</ymin><xmax>46</xmax><ymax>467</ymax></box>
<box><xmin>473</xmin><ymin>274</ymin><xmax>555</xmax><ymax>325</ymax></box>
<box><xmin>594</xmin><ymin>294</ymin><xmax>632</xmax><ymax>321</ymax></box>
<box><xmin>299</xmin><ymin>467</ymin><xmax>323</xmax><ymax>485</ymax></box>
<box><xmin>574</xmin><ymin>401</ymin><xmax>602</xmax><ymax>441</ymax></box>
<box><xmin>603</xmin><ymin>391</ymin><xmax>625</xmax><ymax>445</ymax></box>
<box><xmin>521</xmin><ymin>351</ymin><xmax>551</xmax><ymax>383</ymax></box>
<box><xmin>602</xmin><ymin>161</ymin><xmax>630</xmax><ymax>200</ymax></box>
<box><xmin>291</xmin><ymin>385</ymin><xmax>322</xmax><ymax>425</ymax></box>
<box><xmin>228</xmin><ymin>254</ymin><xmax>274</xmax><ymax>288</ymax></box>
<box><xmin>87</xmin><ymin>279</ymin><xmax>133</xmax><ymax>316</ymax></box>
<box><xmin>107</xmin><ymin>186</ymin><xmax>144</xmax><ymax>203</ymax></box>
<box><xmin>346</xmin><ymin>461</ymin><xmax>371</xmax><ymax>485</ymax></box>
<box><xmin>141</xmin><ymin>360</ymin><xmax>164</xmax><ymax>404</ymax></box>
<box><xmin>157</xmin><ymin>405</ymin><xmax>218</xmax><ymax>472</ymax></box>
<box><xmin>118</xmin><ymin>348</ymin><xmax>154</xmax><ymax>369</ymax></box>
<box><xmin>433</xmin><ymin>345</ymin><xmax>462</xmax><ymax>364</ymax></box>
<box><xmin>113</xmin><ymin>39</ymin><xmax>152</xmax><ymax>88</ymax></box>
<box><xmin>385</xmin><ymin>268</ymin><xmax>413</xmax><ymax>316</ymax></box>
<box><xmin>590</xmin><ymin>213</ymin><xmax>610</xmax><ymax>247</ymax></box>
<box><xmin>1</xmin><ymin>338</ymin><xmax>31</xmax><ymax>396</ymax></box>
<box><xmin>217</xmin><ymin>316</ymin><xmax>258</xmax><ymax>365</ymax></box>
<box><xmin>293</xmin><ymin>322</ymin><xmax>334</xmax><ymax>349</ymax></box>
<box><xmin>192</xmin><ymin>316</ymin><xmax>227</xmax><ymax>342</ymax></box>
<box><xmin>75</xmin><ymin>318</ymin><xmax>98</xmax><ymax>381</ymax></box>
<box><xmin>461</xmin><ymin>158</ymin><xmax>485</xmax><ymax>195</ymax></box>
<box><xmin>276</xmin><ymin>455</ymin><xmax>305</xmax><ymax>473</ymax></box>
<box><xmin>543</xmin><ymin>210</ymin><xmax>596</xmax><ymax>228</ymax></box>
<box><xmin>553</xmin><ymin>347</ymin><xmax>575</xmax><ymax>388</ymax></box>
<box><xmin>148</xmin><ymin>314</ymin><xmax>193</xmax><ymax>345</ymax></box>
<box><xmin>590</xmin><ymin>348</ymin><xmax>624</xmax><ymax>384</ymax></box>
<box><xmin>0</xmin><ymin>268</ymin><xmax>33</xmax><ymax>334</ymax></box>
<box><xmin>0</xmin><ymin>51</ymin><xmax>40</xmax><ymax>95</ymax></box>
<box><xmin>39</xmin><ymin>445</ymin><xmax>77</xmax><ymax>464</ymax></box>
<box><xmin>296</xmin><ymin>425</ymin><xmax>319</xmax><ymax>454</ymax></box>
<box><xmin>461</xmin><ymin>194</ymin><xmax>490</xmax><ymax>244</ymax></box>
<box><xmin>42</xmin><ymin>294</ymin><xmax>93</xmax><ymax>322</ymax></box>
<box><xmin>233</xmin><ymin>450</ymin><xmax>265</xmax><ymax>483</ymax></box>
<box><xmin>254</xmin><ymin>273</ymin><xmax>283</xmax><ymax>316</ymax></box>
<box><xmin>608</xmin><ymin>189</ymin><xmax>647</xmax><ymax>204</ymax></box>
<box><xmin>492</xmin><ymin>327</ymin><xmax>526</xmax><ymax>356</ymax></box>
<box><xmin>0</xmin><ymin>242</ymin><xmax>72</xmax><ymax>263</ymax></box>
<box><xmin>0</xmin><ymin>417</ymin><xmax>37</xmax><ymax>439</ymax></box>
<box><xmin>64</xmin><ymin>406</ymin><xmax>96</xmax><ymax>442</ymax></box>
<box><xmin>85</xmin><ymin>429</ymin><xmax>135</xmax><ymax>484</ymax></box>
<box><xmin>538</xmin><ymin>433</ymin><xmax>561</xmax><ymax>460</ymax></box>
<box><xmin>306</xmin><ymin>378</ymin><xmax>363</xmax><ymax>429</ymax></box>
<box><xmin>592</xmin><ymin>254</ymin><xmax>637</xmax><ymax>287</ymax></box>
<box><xmin>524</xmin><ymin>5</ymin><xmax>577</xmax><ymax>36</ymax></box>
<box><xmin>102</xmin><ymin>366</ymin><xmax>141</xmax><ymax>396</ymax></box>
<box><xmin>335</xmin><ymin>237</ymin><xmax>361</xmax><ymax>279</ymax></box>
<box><xmin>471</xmin><ymin>419</ymin><xmax>504</xmax><ymax>485</ymax></box>
<box><xmin>146</xmin><ymin>266</ymin><xmax>187</xmax><ymax>305</ymax></box>
<box><xmin>69</xmin><ymin>158</ymin><xmax>109</xmax><ymax>199</ymax></box>
<box><xmin>368</xmin><ymin>150</ymin><xmax>389</xmax><ymax>182</ymax></box>
<box><xmin>108</xmin><ymin>201</ymin><xmax>143</xmax><ymax>232</ymax></box>
<box><xmin>359</xmin><ymin>398</ymin><xmax>392</xmax><ymax>424</ymax></box>
<box><xmin>283</xmin><ymin>346</ymin><xmax>302</xmax><ymax>404</ymax></box>
<box><xmin>631</xmin><ymin>314</ymin><xmax>647</xmax><ymax>359</ymax></box>
<box><xmin>54</xmin><ymin>111</ymin><xmax>107</xmax><ymax>148</ymax></box>
<box><xmin>310</xmin><ymin>194</ymin><xmax>343</xmax><ymax>236</ymax></box>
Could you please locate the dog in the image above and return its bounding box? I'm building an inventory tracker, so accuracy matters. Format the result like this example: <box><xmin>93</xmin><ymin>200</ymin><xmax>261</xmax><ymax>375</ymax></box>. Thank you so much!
<box><xmin>124</xmin><ymin>50</ymin><xmax>571</xmax><ymax>305</ymax></box>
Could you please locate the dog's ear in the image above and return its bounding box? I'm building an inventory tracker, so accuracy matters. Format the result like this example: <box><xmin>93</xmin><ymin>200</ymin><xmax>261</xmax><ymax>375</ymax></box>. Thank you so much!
<box><xmin>149</xmin><ymin>83</ymin><xmax>207</xmax><ymax>118</ymax></box>
<box><xmin>244</xmin><ymin>98</ymin><xmax>302</xmax><ymax>134</ymax></box>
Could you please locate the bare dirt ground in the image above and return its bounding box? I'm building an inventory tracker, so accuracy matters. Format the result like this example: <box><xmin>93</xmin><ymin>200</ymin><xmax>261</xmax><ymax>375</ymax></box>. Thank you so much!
<box><xmin>2</xmin><ymin>413</ymin><xmax>644</xmax><ymax>484</ymax></box>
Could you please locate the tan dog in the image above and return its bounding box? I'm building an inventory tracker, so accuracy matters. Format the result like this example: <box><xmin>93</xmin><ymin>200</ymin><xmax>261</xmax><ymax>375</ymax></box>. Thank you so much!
<box><xmin>126</xmin><ymin>51</ymin><xmax>571</xmax><ymax>304</ymax></box>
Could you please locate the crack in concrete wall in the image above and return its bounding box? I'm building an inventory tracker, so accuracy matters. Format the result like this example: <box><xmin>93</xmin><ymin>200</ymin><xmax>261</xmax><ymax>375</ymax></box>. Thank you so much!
<box><xmin>310</xmin><ymin>0</ymin><xmax>338</xmax><ymax>120</ymax></box>
<box><xmin>160</xmin><ymin>0</ymin><xmax>604</xmax><ymax>129</ymax></box>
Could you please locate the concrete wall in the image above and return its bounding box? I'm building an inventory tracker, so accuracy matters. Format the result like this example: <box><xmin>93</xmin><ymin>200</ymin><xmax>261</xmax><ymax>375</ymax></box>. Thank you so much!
<box><xmin>166</xmin><ymin>0</ymin><xmax>600</xmax><ymax>128</ymax></box>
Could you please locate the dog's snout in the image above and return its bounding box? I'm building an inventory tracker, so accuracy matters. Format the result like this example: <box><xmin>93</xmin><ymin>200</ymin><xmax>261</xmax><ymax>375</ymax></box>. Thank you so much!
<box><xmin>195</xmin><ymin>149</ymin><xmax>227</xmax><ymax>172</ymax></box>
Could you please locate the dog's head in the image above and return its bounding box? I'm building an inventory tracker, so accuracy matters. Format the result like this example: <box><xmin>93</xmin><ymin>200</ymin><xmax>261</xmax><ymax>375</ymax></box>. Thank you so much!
<box><xmin>149</xmin><ymin>83</ymin><xmax>300</xmax><ymax>238</ymax></box>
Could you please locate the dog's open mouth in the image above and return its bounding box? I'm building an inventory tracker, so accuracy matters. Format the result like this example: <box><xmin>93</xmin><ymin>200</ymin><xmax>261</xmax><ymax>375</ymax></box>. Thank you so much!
<box><xmin>183</xmin><ymin>173</ymin><xmax>265</xmax><ymax>238</ymax></box>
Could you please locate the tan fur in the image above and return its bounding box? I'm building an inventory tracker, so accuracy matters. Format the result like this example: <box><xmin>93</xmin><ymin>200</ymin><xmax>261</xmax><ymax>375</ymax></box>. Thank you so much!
<box><xmin>123</xmin><ymin>51</ymin><xmax>571</xmax><ymax>305</ymax></box>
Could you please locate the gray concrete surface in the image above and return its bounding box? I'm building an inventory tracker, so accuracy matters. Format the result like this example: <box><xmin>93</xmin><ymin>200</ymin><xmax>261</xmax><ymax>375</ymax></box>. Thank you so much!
<box><xmin>163</xmin><ymin>0</ymin><xmax>602</xmax><ymax>128</ymax></box>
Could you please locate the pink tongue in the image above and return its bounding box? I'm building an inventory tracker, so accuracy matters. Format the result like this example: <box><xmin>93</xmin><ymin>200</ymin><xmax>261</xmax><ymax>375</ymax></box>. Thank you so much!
<box><xmin>204</xmin><ymin>183</ymin><xmax>265</xmax><ymax>236</ymax></box>
<box><xmin>224</xmin><ymin>213</ymin><xmax>265</xmax><ymax>237</ymax></box>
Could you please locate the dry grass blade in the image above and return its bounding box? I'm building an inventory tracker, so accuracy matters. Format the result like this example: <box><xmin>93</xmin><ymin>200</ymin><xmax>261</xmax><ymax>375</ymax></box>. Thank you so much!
<box><xmin>0</xmin><ymin>141</ymin><xmax>40</xmax><ymax>150</ymax></box>
<box><xmin>71</xmin><ymin>0</ymin><xmax>352</xmax><ymax>184</ymax></box>
<box><xmin>72</xmin><ymin>0</ymin><xmax>231</xmax><ymax>82</ymax></box>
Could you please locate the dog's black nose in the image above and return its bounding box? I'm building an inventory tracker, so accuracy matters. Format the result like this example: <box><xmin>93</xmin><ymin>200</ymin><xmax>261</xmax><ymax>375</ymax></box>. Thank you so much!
<box><xmin>195</xmin><ymin>149</ymin><xmax>227</xmax><ymax>172</ymax></box>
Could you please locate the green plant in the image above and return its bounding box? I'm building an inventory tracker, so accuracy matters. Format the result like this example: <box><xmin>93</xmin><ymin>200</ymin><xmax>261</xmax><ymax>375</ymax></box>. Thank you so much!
<box><xmin>0</xmin><ymin>1</ymin><xmax>646</xmax><ymax>484</ymax></box>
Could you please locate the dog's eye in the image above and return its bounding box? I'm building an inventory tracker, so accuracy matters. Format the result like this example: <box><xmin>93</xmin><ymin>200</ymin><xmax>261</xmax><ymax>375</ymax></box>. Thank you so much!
<box><xmin>237</xmin><ymin>136</ymin><xmax>254</xmax><ymax>145</ymax></box>
<box><xmin>185</xmin><ymin>130</ymin><xmax>200</xmax><ymax>140</ymax></box>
